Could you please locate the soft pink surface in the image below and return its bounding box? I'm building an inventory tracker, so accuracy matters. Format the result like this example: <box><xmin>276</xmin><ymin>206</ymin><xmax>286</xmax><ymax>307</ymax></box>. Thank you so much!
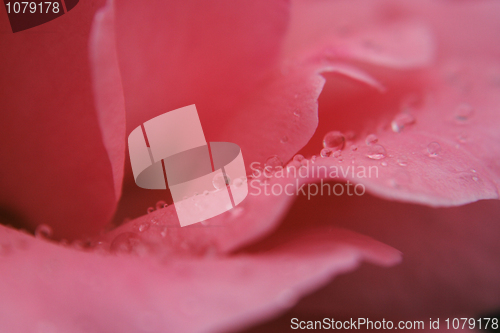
<box><xmin>1</xmin><ymin>0</ymin><xmax>499</xmax><ymax>332</ymax></box>
<box><xmin>0</xmin><ymin>0</ymin><xmax>115</xmax><ymax>240</ymax></box>
<box><xmin>0</xmin><ymin>224</ymin><xmax>400</xmax><ymax>333</ymax></box>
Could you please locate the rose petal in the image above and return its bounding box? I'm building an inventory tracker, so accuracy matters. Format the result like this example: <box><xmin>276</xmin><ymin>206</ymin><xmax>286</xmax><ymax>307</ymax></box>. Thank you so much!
<box><xmin>274</xmin><ymin>192</ymin><xmax>500</xmax><ymax>321</ymax></box>
<box><xmin>111</xmin><ymin>0</ymin><xmax>290</xmax><ymax>133</ymax></box>
<box><xmin>298</xmin><ymin>59</ymin><xmax>500</xmax><ymax>207</ymax></box>
<box><xmin>0</xmin><ymin>224</ymin><xmax>400</xmax><ymax>332</ymax></box>
<box><xmin>89</xmin><ymin>1</ymin><xmax>126</xmax><ymax>198</ymax></box>
<box><xmin>288</xmin><ymin>0</ymin><xmax>500</xmax><ymax>206</ymax></box>
<box><xmin>0</xmin><ymin>0</ymin><xmax>115</xmax><ymax>239</ymax></box>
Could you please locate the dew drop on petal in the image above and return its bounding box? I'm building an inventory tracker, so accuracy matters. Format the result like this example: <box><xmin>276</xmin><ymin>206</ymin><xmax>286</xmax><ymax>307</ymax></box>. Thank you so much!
<box><xmin>320</xmin><ymin>148</ymin><xmax>333</xmax><ymax>158</ymax></box>
<box><xmin>389</xmin><ymin>170</ymin><xmax>411</xmax><ymax>188</ymax></box>
<box><xmin>391</xmin><ymin>113</ymin><xmax>416</xmax><ymax>133</ymax></box>
<box><xmin>213</xmin><ymin>173</ymin><xmax>231</xmax><ymax>190</ymax></box>
<box><xmin>397</xmin><ymin>155</ymin><xmax>408</xmax><ymax>166</ymax></box>
<box><xmin>311</xmin><ymin>155</ymin><xmax>317</xmax><ymax>163</ymax></box>
<box><xmin>138</xmin><ymin>223</ymin><xmax>150</xmax><ymax>233</ymax></box>
<box><xmin>332</xmin><ymin>150</ymin><xmax>341</xmax><ymax>158</ymax></box>
<box><xmin>381</xmin><ymin>161</ymin><xmax>388</xmax><ymax>166</ymax></box>
<box><xmin>231</xmin><ymin>207</ymin><xmax>244</xmax><ymax>218</ymax></box>
<box><xmin>323</xmin><ymin>131</ymin><xmax>346</xmax><ymax>150</ymax></box>
<box><xmin>265</xmin><ymin>155</ymin><xmax>283</xmax><ymax>171</ymax></box>
<box><xmin>365</xmin><ymin>134</ymin><xmax>378</xmax><ymax>145</ymax></box>
<box><xmin>350</xmin><ymin>145</ymin><xmax>358</xmax><ymax>151</ymax></box>
<box><xmin>286</xmin><ymin>160</ymin><xmax>302</xmax><ymax>173</ymax></box>
<box><xmin>110</xmin><ymin>232</ymin><xmax>141</xmax><ymax>254</ymax></box>
<box><xmin>280</xmin><ymin>135</ymin><xmax>288</xmax><ymax>143</ymax></box>
<box><xmin>155</xmin><ymin>200</ymin><xmax>167</xmax><ymax>210</ymax></box>
<box><xmin>454</xmin><ymin>103</ymin><xmax>474</xmax><ymax>121</ymax></box>
<box><xmin>160</xmin><ymin>226</ymin><xmax>168</xmax><ymax>238</ymax></box>
<box><xmin>427</xmin><ymin>142</ymin><xmax>441</xmax><ymax>157</ymax></box>
<box><xmin>400</xmin><ymin>93</ymin><xmax>423</xmax><ymax>112</ymax></box>
<box><xmin>265</xmin><ymin>155</ymin><xmax>283</xmax><ymax>168</ymax></box>
<box><xmin>366</xmin><ymin>144</ymin><xmax>387</xmax><ymax>160</ymax></box>
<box><xmin>146</xmin><ymin>207</ymin><xmax>155</xmax><ymax>214</ymax></box>
<box><xmin>293</xmin><ymin>154</ymin><xmax>305</xmax><ymax>162</ymax></box>
<box><xmin>233</xmin><ymin>177</ymin><xmax>243</xmax><ymax>188</ymax></box>
<box><xmin>35</xmin><ymin>224</ymin><xmax>53</xmax><ymax>239</ymax></box>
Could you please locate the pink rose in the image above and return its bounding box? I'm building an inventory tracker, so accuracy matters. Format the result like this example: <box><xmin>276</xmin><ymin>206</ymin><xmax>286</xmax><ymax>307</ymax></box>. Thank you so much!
<box><xmin>1</xmin><ymin>0</ymin><xmax>499</xmax><ymax>332</ymax></box>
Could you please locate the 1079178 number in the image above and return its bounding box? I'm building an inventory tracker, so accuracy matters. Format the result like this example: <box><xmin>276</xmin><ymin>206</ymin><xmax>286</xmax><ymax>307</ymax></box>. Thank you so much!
<box><xmin>445</xmin><ymin>317</ymin><xmax>498</xmax><ymax>330</ymax></box>
<box><xmin>5</xmin><ymin>2</ymin><xmax>60</xmax><ymax>14</ymax></box>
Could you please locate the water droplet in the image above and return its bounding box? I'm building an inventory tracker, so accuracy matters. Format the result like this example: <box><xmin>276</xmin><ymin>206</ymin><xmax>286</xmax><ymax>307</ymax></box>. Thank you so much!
<box><xmin>110</xmin><ymin>232</ymin><xmax>141</xmax><ymax>254</ymax></box>
<box><xmin>146</xmin><ymin>207</ymin><xmax>155</xmax><ymax>214</ymax></box>
<box><xmin>286</xmin><ymin>160</ymin><xmax>302</xmax><ymax>172</ymax></box>
<box><xmin>427</xmin><ymin>142</ymin><xmax>441</xmax><ymax>157</ymax></box>
<box><xmin>391</xmin><ymin>113</ymin><xmax>416</xmax><ymax>133</ymax></box>
<box><xmin>472</xmin><ymin>176</ymin><xmax>479</xmax><ymax>182</ymax></box>
<box><xmin>365</xmin><ymin>134</ymin><xmax>378</xmax><ymax>145</ymax></box>
<box><xmin>233</xmin><ymin>177</ymin><xmax>243</xmax><ymax>187</ymax></box>
<box><xmin>155</xmin><ymin>200</ymin><xmax>167</xmax><ymax>210</ymax></box>
<box><xmin>293</xmin><ymin>111</ymin><xmax>300</xmax><ymax>117</ymax></box>
<box><xmin>350</xmin><ymin>145</ymin><xmax>358</xmax><ymax>151</ymax></box>
<box><xmin>35</xmin><ymin>224</ymin><xmax>53</xmax><ymax>239</ymax></box>
<box><xmin>280</xmin><ymin>135</ymin><xmax>288</xmax><ymax>143</ymax></box>
<box><xmin>366</xmin><ymin>144</ymin><xmax>387</xmax><ymax>159</ymax></box>
<box><xmin>323</xmin><ymin>131</ymin><xmax>345</xmax><ymax>150</ymax></box>
<box><xmin>332</xmin><ymin>150</ymin><xmax>341</xmax><ymax>158</ymax></box>
<box><xmin>397</xmin><ymin>155</ymin><xmax>408</xmax><ymax>166</ymax></box>
<box><xmin>454</xmin><ymin>103</ymin><xmax>474</xmax><ymax>121</ymax></box>
<box><xmin>311</xmin><ymin>155</ymin><xmax>317</xmax><ymax>163</ymax></box>
<box><xmin>320</xmin><ymin>148</ymin><xmax>333</xmax><ymax>157</ymax></box>
<box><xmin>471</xmin><ymin>169</ymin><xmax>477</xmax><ymax>173</ymax></box>
<box><xmin>381</xmin><ymin>161</ymin><xmax>388</xmax><ymax>166</ymax></box>
<box><xmin>212</xmin><ymin>173</ymin><xmax>231</xmax><ymax>190</ymax></box>
<box><xmin>231</xmin><ymin>207</ymin><xmax>244</xmax><ymax>217</ymax></box>
<box><xmin>138</xmin><ymin>223</ymin><xmax>150</xmax><ymax>233</ymax></box>
<box><xmin>203</xmin><ymin>190</ymin><xmax>210</xmax><ymax>196</ymax></box>
<box><xmin>265</xmin><ymin>155</ymin><xmax>283</xmax><ymax>170</ymax></box>
<box><xmin>293</xmin><ymin>154</ymin><xmax>305</xmax><ymax>162</ymax></box>
<box><xmin>389</xmin><ymin>170</ymin><xmax>411</xmax><ymax>188</ymax></box>
<box><xmin>400</xmin><ymin>93</ymin><xmax>423</xmax><ymax>112</ymax></box>
<box><xmin>160</xmin><ymin>226</ymin><xmax>168</xmax><ymax>238</ymax></box>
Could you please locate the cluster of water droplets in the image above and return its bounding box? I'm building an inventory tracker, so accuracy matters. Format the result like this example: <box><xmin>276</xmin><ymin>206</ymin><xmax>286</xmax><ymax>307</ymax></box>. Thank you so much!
<box><xmin>146</xmin><ymin>200</ymin><xmax>169</xmax><ymax>214</ymax></box>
